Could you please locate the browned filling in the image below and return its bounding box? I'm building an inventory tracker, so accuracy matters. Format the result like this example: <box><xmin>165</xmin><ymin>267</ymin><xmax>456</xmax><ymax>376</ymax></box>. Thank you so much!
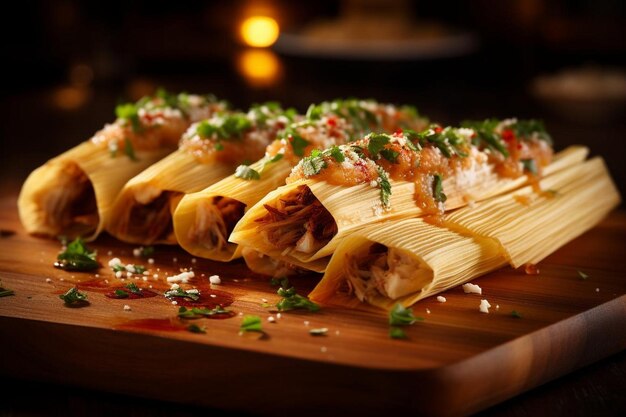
<box><xmin>126</xmin><ymin>191</ymin><xmax>182</xmax><ymax>243</ymax></box>
<box><xmin>255</xmin><ymin>185</ymin><xmax>337</xmax><ymax>254</ymax></box>
<box><xmin>190</xmin><ymin>197</ymin><xmax>246</xmax><ymax>251</ymax></box>
<box><xmin>44</xmin><ymin>163</ymin><xmax>99</xmax><ymax>237</ymax></box>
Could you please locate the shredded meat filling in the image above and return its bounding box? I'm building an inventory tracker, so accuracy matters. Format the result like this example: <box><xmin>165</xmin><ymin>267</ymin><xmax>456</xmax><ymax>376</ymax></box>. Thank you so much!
<box><xmin>44</xmin><ymin>163</ymin><xmax>99</xmax><ymax>237</ymax></box>
<box><xmin>126</xmin><ymin>191</ymin><xmax>182</xmax><ymax>243</ymax></box>
<box><xmin>190</xmin><ymin>197</ymin><xmax>246</xmax><ymax>251</ymax></box>
<box><xmin>255</xmin><ymin>185</ymin><xmax>337</xmax><ymax>254</ymax></box>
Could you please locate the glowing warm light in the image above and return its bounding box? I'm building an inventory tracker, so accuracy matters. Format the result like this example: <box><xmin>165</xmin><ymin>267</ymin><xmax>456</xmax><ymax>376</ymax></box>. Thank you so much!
<box><xmin>52</xmin><ymin>86</ymin><xmax>90</xmax><ymax>110</ymax></box>
<box><xmin>240</xmin><ymin>16</ymin><xmax>279</xmax><ymax>47</ymax></box>
<box><xmin>237</xmin><ymin>49</ymin><xmax>281</xmax><ymax>87</ymax></box>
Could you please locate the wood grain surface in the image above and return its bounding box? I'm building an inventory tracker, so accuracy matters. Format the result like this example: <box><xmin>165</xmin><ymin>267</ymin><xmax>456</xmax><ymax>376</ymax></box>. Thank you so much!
<box><xmin>0</xmin><ymin>195</ymin><xmax>625</xmax><ymax>417</ymax></box>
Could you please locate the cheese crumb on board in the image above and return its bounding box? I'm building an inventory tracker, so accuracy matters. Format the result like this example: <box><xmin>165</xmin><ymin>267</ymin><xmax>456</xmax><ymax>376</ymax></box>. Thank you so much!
<box><xmin>436</xmin><ymin>296</ymin><xmax>447</xmax><ymax>303</ymax></box>
<box><xmin>166</xmin><ymin>271</ymin><xmax>195</xmax><ymax>283</ymax></box>
<box><xmin>123</xmin><ymin>305</ymin><xmax>131</xmax><ymax>311</ymax></box>
<box><xmin>479</xmin><ymin>299</ymin><xmax>491</xmax><ymax>313</ymax></box>
<box><xmin>209</xmin><ymin>275</ymin><xmax>221</xmax><ymax>285</ymax></box>
<box><xmin>463</xmin><ymin>283</ymin><xmax>482</xmax><ymax>294</ymax></box>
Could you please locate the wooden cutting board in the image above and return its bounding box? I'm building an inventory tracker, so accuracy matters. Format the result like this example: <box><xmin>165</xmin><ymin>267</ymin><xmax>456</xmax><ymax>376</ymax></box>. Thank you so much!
<box><xmin>0</xmin><ymin>195</ymin><xmax>624</xmax><ymax>417</ymax></box>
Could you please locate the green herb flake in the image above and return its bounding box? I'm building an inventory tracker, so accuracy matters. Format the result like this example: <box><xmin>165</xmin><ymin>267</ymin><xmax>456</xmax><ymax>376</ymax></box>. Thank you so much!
<box><xmin>270</xmin><ymin>277</ymin><xmax>290</xmax><ymax>288</ymax></box>
<box><xmin>389</xmin><ymin>327</ymin><xmax>407</xmax><ymax>339</ymax></box>
<box><xmin>367</xmin><ymin>134</ymin><xmax>390</xmax><ymax>157</ymax></box>
<box><xmin>178</xmin><ymin>306</ymin><xmax>231</xmax><ymax>319</ymax></box>
<box><xmin>125</xmin><ymin>282</ymin><xmax>142</xmax><ymax>295</ymax></box>
<box><xmin>0</xmin><ymin>285</ymin><xmax>15</xmax><ymax>298</ymax></box>
<box><xmin>240</xmin><ymin>315</ymin><xmax>263</xmax><ymax>333</ymax></box>
<box><xmin>114</xmin><ymin>289</ymin><xmax>129</xmax><ymax>298</ymax></box>
<box><xmin>59</xmin><ymin>287</ymin><xmax>88</xmax><ymax>306</ymax></box>
<box><xmin>131</xmin><ymin>265</ymin><xmax>146</xmax><ymax>274</ymax></box>
<box><xmin>433</xmin><ymin>174</ymin><xmax>447</xmax><ymax>203</ymax></box>
<box><xmin>309</xmin><ymin>328</ymin><xmax>328</xmax><ymax>336</ymax></box>
<box><xmin>380</xmin><ymin>148</ymin><xmax>400</xmax><ymax>163</ymax></box>
<box><xmin>290</xmin><ymin>134</ymin><xmax>310</xmax><ymax>157</ymax></box>
<box><xmin>214</xmin><ymin>142</ymin><xmax>224</xmax><ymax>151</ymax></box>
<box><xmin>235</xmin><ymin>165</ymin><xmax>261</xmax><ymax>180</ymax></box>
<box><xmin>521</xmin><ymin>159</ymin><xmax>538</xmax><ymax>175</ymax></box>
<box><xmin>328</xmin><ymin>146</ymin><xmax>345</xmax><ymax>163</ymax></box>
<box><xmin>578</xmin><ymin>270</ymin><xmax>589</xmax><ymax>280</ymax></box>
<box><xmin>377</xmin><ymin>167</ymin><xmax>392</xmax><ymax>208</ymax></box>
<box><xmin>115</xmin><ymin>103</ymin><xmax>143</xmax><ymax>133</ymax></box>
<box><xmin>124</xmin><ymin>138</ymin><xmax>138</xmax><ymax>161</ymax></box>
<box><xmin>389</xmin><ymin>303</ymin><xmax>422</xmax><ymax>326</ymax></box>
<box><xmin>276</xmin><ymin>286</ymin><xmax>320</xmax><ymax>312</ymax></box>
<box><xmin>301</xmin><ymin>155</ymin><xmax>327</xmax><ymax>177</ymax></box>
<box><xmin>112</xmin><ymin>264</ymin><xmax>125</xmax><ymax>273</ymax></box>
<box><xmin>511</xmin><ymin>310</ymin><xmax>522</xmax><ymax>319</ymax></box>
<box><xmin>187</xmin><ymin>324</ymin><xmax>206</xmax><ymax>334</ymax></box>
<box><xmin>55</xmin><ymin>238</ymin><xmax>99</xmax><ymax>271</ymax></box>
<box><xmin>164</xmin><ymin>288</ymin><xmax>200</xmax><ymax>301</ymax></box>
<box><xmin>139</xmin><ymin>246</ymin><xmax>155</xmax><ymax>257</ymax></box>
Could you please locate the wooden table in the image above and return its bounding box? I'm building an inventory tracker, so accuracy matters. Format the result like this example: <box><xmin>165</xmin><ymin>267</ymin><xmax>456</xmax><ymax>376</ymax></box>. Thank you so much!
<box><xmin>1</xmin><ymin>194</ymin><xmax>625</xmax><ymax>417</ymax></box>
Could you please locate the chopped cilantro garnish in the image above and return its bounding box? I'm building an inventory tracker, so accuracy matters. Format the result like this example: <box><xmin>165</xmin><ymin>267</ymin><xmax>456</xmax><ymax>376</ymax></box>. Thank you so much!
<box><xmin>214</xmin><ymin>142</ymin><xmax>224</xmax><ymax>151</ymax></box>
<box><xmin>59</xmin><ymin>287</ymin><xmax>88</xmax><ymax>306</ymax></box>
<box><xmin>276</xmin><ymin>285</ymin><xmax>320</xmax><ymax>312</ymax></box>
<box><xmin>55</xmin><ymin>238</ymin><xmax>99</xmax><ymax>271</ymax></box>
<box><xmin>328</xmin><ymin>146</ymin><xmax>345</xmax><ymax>162</ymax></box>
<box><xmin>578</xmin><ymin>270</ymin><xmax>589</xmax><ymax>280</ymax></box>
<box><xmin>433</xmin><ymin>174</ymin><xmax>447</xmax><ymax>203</ymax></box>
<box><xmin>290</xmin><ymin>133</ymin><xmax>310</xmax><ymax>157</ymax></box>
<box><xmin>115</xmin><ymin>103</ymin><xmax>143</xmax><ymax>133</ymax></box>
<box><xmin>240</xmin><ymin>315</ymin><xmax>263</xmax><ymax>333</ymax></box>
<box><xmin>114</xmin><ymin>289</ymin><xmax>129</xmax><ymax>298</ymax></box>
<box><xmin>380</xmin><ymin>148</ymin><xmax>399</xmax><ymax>163</ymax></box>
<box><xmin>235</xmin><ymin>165</ymin><xmax>261</xmax><ymax>180</ymax></box>
<box><xmin>126</xmin><ymin>282</ymin><xmax>142</xmax><ymax>295</ymax></box>
<box><xmin>0</xmin><ymin>284</ymin><xmax>15</xmax><ymax>298</ymax></box>
<box><xmin>309</xmin><ymin>328</ymin><xmax>328</xmax><ymax>336</ymax></box>
<box><xmin>123</xmin><ymin>138</ymin><xmax>138</xmax><ymax>161</ymax></box>
<box><xmin>377</xmin><ymin>167</ymin><xmax>392</xmax><ymax>209</ymax></box>
<box><xmin>164</xmin><ymin>288</ymin><xmax>200</xmax><ymax>301</ymax></box>
<box><xmin>131</xmin><ymin>265</ymin><xmax>146</xmax><ymax>274</ymax></box>
<box><xmin>139</xmin><ymin>246</ymin><xmax>155</xmax><ymax>257</ymax></box>
<box><xmin>301</xmin><ymin>154</ymin><xmax>327</xmax><ymax>177</ymax></box>
<box><xmin>270</xmin><ymin>277</ymin><xmax>290</xmax><ymax>287</ymax></box>
<box><xmin>389</xmin><ymin>327</ymin><xmax>407</xmax><ymax>339</ymax></box>
<box><xmin>511</xmin><ymin>310</ymin><xmax>522</xmax><ymax>318</ymax></box>
<box><xmin>177</xmin><ymin>306</ymin><xmax>230</xmax><ymax>319</ymax></box>
<box><xmin>521</xmin><ymin>159</ymin><xmax>538</xmax><ymax>175</ymax></box>
<box><xmin>266</xmin><ymin>153</ymin><xmax>284</xmax><ymax>164</ymax></box>
<box><xmin>187</xmin><ymin>324</ymin><xmax>206</xmax><ymax>334</ymax></box>
<box><xmin>367</xmin><ymin>133</ymin><xmax>390</xmax><ymax>157</ymax></box>
<box><xmin>389</xmin><ymin>303</ymin><xmax>422</xmax><ymax>326</ymax></box>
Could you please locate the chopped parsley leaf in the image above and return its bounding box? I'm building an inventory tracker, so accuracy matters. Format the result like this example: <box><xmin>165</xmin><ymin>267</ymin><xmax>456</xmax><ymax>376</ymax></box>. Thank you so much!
<box><xmin>214</xmin><ymin>142</ymin><xmax>224</xmax><ymax>151</ymax></box>
<box><xmin>139</xmin><ymin>246</ymin><xmax>155</xmax><ymax>257</ymax></box>
<box><xmin>270</xmin><ymin>277</ymin><xmax>290</xmax><ymax>288</ymax></box>
<box><xmin>276</xmin><ymin>286</ymin><xmax>320</xmax><ymax>312</ymax></box>
<box><xmin>380</xmin><ymin>148</ymin><xmax>399</xmax><ymax>163</ymax></box>
<box><xmin>0</xmin><ymin>284</ymin><xmax>15</xmax><ymax>298</ymax></box>
<box><xmin>578</xmin><ymin>270</ymin><xmax>589</xmax><ymax>280</ymax></box>
<box><xmin>187</xmin><ymin>324</ymin><xmax>206</xmax><ymax>334</ymax></box>
<box><xmin>328</xmin><ymin>146</ymin><xmax>345</xmax><ymax>162</ymax></box>
<box><xmin>290</xmin><ymin>134</ymin><xmax>310</xmax><ymax>157</ymax></box>
<box><xmin>115</xmin><ymin>103</ymin><xmax>143</xmax><ymax>133</ymax></box>
<box><xmin>301</xmin><ymin>154</ymin><xmax>327</xmax><ymax>177</ymax></box>
<box><xmin>59</xmin><ymin>287</ymin><xmax>88</xmax><ymax>306</ymax></box>
<box><xmin>235</xmin><ymin>164</ymin><xmax>261</xmax><ymax>180</ymax></box>
<box><xmin>55</xmin><ymin>238</ymin><xmax>99</xmax><ymax>271</ymax></box>
<box><xmin>126</xmin><ymin>282</ymin><xmax>142</xmax><ymax>295</ymax></box>
<box><xmin>367</xmin><ymin>133</ymin><xmax>390</xmax><ymax>157</ymax></box>
<box><xmin>124</xmin><ymin>138</ymin><xmax>138</xmax><ymax>161</ymax></box>
<box><xmin>377</xmin><ymin>167</ymin><xmax>392</xmax><ymax>209</ymax></box>
<box><xmin>521</xmin><ymin>159</ymin><xmax>538</xmax><ymax>175</ymax></box>
<box><xmin>164</xmin><ymin>288</ymin><xmax>200</xmax><ymax>301</ymax></box>
<box><xmin>389</xmin><ymin>327</ymin><xmax>407</xmax><ymax>339</ymax></box>
<box><xmin>240</xmin><ymin>315</ymin><xmax>263</xmax><ymax>333</ymax></box>
<box><xmin>114</xmin><ymin>289</ymin><xmax>129</xmax><ymax>298</ymax></box>
<box><xmin>389</xmin><ymin>303</ymin><xmax>422</xmax><ymax>326</ymax></box>
<box><xmin>433</xmin><ymin>174</ymin><xmax>447</xmax><ymax>203</ymax></box>
<box><xmin>511</xmin><ymin>310</ymin><xmax>522</xmax><ymax>318</ymax></box>
<box><xmin>177</xmin><ymin>306</ymin><xmax>230</xmax><ymax>319</ymax></box>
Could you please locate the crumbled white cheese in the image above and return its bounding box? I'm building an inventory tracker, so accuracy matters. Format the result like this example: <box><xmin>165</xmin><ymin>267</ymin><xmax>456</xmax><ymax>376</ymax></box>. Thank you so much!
<box><xmin>462</xmin><ymin>283</ymin><xmax>482</xmax><ymax>294</ymax></box>
<box><xmin>320</xmin><ymin>346</ymin><xmax>328</xmax><ymax>353</ymax></box>
<box><xmin>170</xmin><ymin>283</ymin><xmax>180</xmax><ymax>290</ymax></box>
<box><xmin>595</xmin><ymin>287</ymin><xmax>600</xmax><ymax>293</ymax></box>
<box><xmin>303</xmin><ymin>320</ymin><xmax>310</xmax><ymax>327</ymax></box>
<box><xmin>171</xmin><ymin>301</ymin><xmax>178</xmax><ymax>305</ymax></box>
<box><xmin>186</xmin><ymin>289</ymin><xmax>199</xmax><ymax>294</ymax></box>
<box><xmin>479</xmin><ymin>299</ymin><xmax>491</xmax><ymax>313</ymax></box>
<box><xmin>166</xmin><ymin>271</ymin><xmax>194</xmax><ymax>283</ymax></box>
<box><xmin>210</xmin><ymin>294</ymin><xmax>217</xmax><ymax>298</ymax></box>
<box><xmin>123</xmin><ymin>305</ymin><xmax>131</xmax><ymax>311</ymax></box>
<box><xmin>172</xmin><ymin>257</ymin><xmax>178</xmax><ymax>263</ymax></box>
<box><xmin>209</xmin><ymin>275</ymin><xmax>221</xmax><ymax>285</ymax></box>
<box><xmin>108</xmin><ymin>258</ymin><xmax>122</xmax><ymax>268</ymax></box>
<box><xmin>46</xmin><ymin>278</ymin><xmax>52</xmax><ymax>283</ymax></box>
<box><xmin>426</xmin><ymin>308</ymin><xmax>431</xmax><ymax>314</ymax></box>
<box><xmin>276</xmin><ymin>313</ymin><xmax>282</xmax><ymax>319</ymax></box>
<box><xmin>369</xmin><ymin>180</ymin><xmax>378</xmax><ymax>188</ymax></box>
<box><xmin>115</xmin><ymin>271</ymin><xmax>123</xmax><ymax>279</ymax></box>
<box><xmin>267</xmin><ymin>316</ymin><xmax>276</xmax><ymax>323</ymax></box>
<box><xmin>191</xmin><ymin>258</ymin><xmax>197</xmax><ymax>264</ymax></box>
<box><xmin>132</xmin><ymin>247</ymin><xmax>142</xmax><ymax>257</ymax></box>
<box><xmin>148</xmin><ymin>258</ymin><xmax>155</xmax><ymax>265</ymax></box>
<box><xmin>437</xmin><ymin>296</ymin><xmax>447</xmax><ymax>303</ymax></box>
<box><xmin>496</xmin><ymin>304</ymin><xmax>500</xmax><ymax>310</ymax></box>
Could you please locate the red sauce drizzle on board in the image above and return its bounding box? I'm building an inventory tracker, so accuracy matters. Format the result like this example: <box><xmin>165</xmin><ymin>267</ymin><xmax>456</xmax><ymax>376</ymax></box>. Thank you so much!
<box><xmin>116</xmin><ymin>318</ymin><xmax>186</xmax><ymax>332</ymax></box>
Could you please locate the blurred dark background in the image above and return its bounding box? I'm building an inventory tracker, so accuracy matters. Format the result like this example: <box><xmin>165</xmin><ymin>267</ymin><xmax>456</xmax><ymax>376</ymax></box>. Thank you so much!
<box><xmin>1</xmin><ymin>0</ymin><xmax>625</xmax><ymax>200</ymax></box>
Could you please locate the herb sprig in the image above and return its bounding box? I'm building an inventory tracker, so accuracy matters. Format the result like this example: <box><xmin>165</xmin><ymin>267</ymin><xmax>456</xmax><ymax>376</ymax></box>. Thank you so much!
<box><xmin>55</xmin><ymin>238</ymin><xmax>99</xmax><ymax>271</ymax></box>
